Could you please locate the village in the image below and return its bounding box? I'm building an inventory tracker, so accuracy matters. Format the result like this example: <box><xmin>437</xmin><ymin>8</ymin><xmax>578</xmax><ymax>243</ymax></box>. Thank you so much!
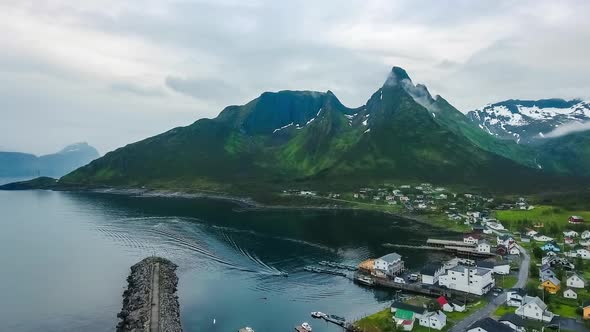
<box><xmin>351</xmin><ymin>208</ymin><xmax>590</xmax><ymax>332</ymax></box>
<box><xmin>281</xmin><ymin>184</ymin><xmax>590</xmax><ymax>331</ymax></box>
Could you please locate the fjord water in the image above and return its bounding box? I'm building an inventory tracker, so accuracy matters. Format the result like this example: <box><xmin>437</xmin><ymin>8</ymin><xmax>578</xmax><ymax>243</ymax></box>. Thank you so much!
<box><xmin>0</xmin><ymin>190</ymin><xmax>453</xmax><ymax>332</ymax></box>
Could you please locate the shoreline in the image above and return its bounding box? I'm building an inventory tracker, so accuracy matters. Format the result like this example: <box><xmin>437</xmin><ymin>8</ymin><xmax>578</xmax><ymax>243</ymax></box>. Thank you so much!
<box><xmin>64</xmin><ymin>186</ymin><xmax>454</xmax><ymax>232</ymax></box>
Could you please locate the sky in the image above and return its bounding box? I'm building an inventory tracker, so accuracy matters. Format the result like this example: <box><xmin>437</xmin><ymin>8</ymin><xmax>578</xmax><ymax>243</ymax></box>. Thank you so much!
<box><xmin>1</xmin><ymin>0</ymin><xmax>590</xmax><ymax>155</ymax></box>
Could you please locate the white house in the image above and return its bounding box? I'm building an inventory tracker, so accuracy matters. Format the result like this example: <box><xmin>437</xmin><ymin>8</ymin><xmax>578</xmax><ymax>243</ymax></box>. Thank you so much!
<box><xmin>515</xmin><ymin>296</ymin><xmax>554</xmax><ymax>322</ymax></box>
<box><xmin>438</xmin><ymin>265</ymin><xmax>494</xmax><ymax>295</ymax></box>
<box><xmin>374</xmin><ymin>253</ymin><xmax>405</xmax><ymax>277</ymax></box>
<box><xmin>507</xmin><ymin>288</ymin><xmax>526</xmax><ymax>307</ymax></box>
<box><xmin>418</xmin><ymin>311</ymin><xmax>447</xmax><ymax>330</ymax></box>
<box><xmin>487</xmin><ymin>221</ymin><xmax>505</xmax><ymax>231</ymax></box>
<box><xmin>420</xmin><ymin>264</ymin><xmax>445</xmax><ymax>285</ymax></box>
<box><xmin>582</xmin><ymin>230</ymin><xmax>590</xmax><ymax>240</ymax></box>
<box><xmin>497</xmin><ymin>235</ymin><xmax>515</xmax><ymax>248</ymax></box>
<box><xmin>452</xmin><ymin>301</ymin><xmax>466</xmax><ymax>312</ymax></box>
<box><xmin>566</xmin><ymin>273</ymin><xmax>586</xmax><ymax>288</ymax></box>
<box><xmin>564</xmin><ymin>230</ymin><xmax>579</xmax><ymax>238</ymax></box>
<box><xmin>464</xmin><ymin>234</ymin><xmax>481</xmax><ymax>245</ymax></box>
<box><xmin>564</xmin><ymin>288</ymin><xmax>578</xmax><ymax>299</ymax></box>
<box><xmin>510</xmin><ymin>247</ymin><xmax>521</xmax><ymax>255</ymax></box>
<box><xmin>477</xmin><ymin>241</ymin><xmax>491</xmax><ymax>254</ymax></box>
<box><xmin>533</xmin><ymin>234</ymin><xmax>553</xmax><ymax>242</ymax></box>
<box><xmin>526</xmin><ymin>230</ymin><xmax>539</xmax><ymax>237</ymax></box>
<box><xmin>436</xmin><ymin>296</ymin><xmax>454</xmax><ymax>312</ymax></box>
<box><xmin>467</xmin><ymin>317</ymin><xmax>514</xmax><ymax>332</ymax></box>
<box><xmin>566</xmin><ymin>248</ymin><xmax>590</xmax><ymax>259</ymax></box>
<box><xmin>479</xmin><ymin>260</ymin><xmax>510</xmax><ymax>275</ymax></box>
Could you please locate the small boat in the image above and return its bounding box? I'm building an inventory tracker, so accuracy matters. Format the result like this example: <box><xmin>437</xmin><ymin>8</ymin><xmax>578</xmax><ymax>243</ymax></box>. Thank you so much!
<box><xmin>355</xmin><ymin>275</ymin><xmax>374</xmax><ymax>286</ymax></box>
<box><xmin>310</xmin><ymin>311</ymin><xmax>327</xmax><ymax>319</ymax></box>
<box><xmin>238</xmin><ymin>328</ymin><xmax>255</xmax><ymax>332</ymax></box>
<box><xmin>301</xmin><ymin>322</ymin><xmax>312</xmax><ymax>331</ymax></box>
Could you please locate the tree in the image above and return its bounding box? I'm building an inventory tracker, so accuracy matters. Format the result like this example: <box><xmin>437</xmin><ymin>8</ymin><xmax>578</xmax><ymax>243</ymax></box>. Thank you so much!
<box><xmin>529</xmin><ymin>262</ymin><xmax>539</xmax><ymax>278</ymax></box>
<box><xmin>532</xmin><ymin>246</ymin><xmax>543</xmax><ymax>260</ymax></box>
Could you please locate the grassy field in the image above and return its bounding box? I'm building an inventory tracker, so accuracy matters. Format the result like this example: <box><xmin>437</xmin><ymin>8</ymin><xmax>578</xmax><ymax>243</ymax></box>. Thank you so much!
<box><xmin>493</xmin><ymin>304</ymin><xmax>516</xmax><ymax>317</ymax></box>
<box><xmin>355</xmin><ymin>309</ymin><xmax>397</xmax><ymax>332</ymax></box>
<box><xmin>496</xmin><ymin>205</ymin><xmax>590</xmax><ymax>232</ymax></box>
<box><xmin>495</xmin><ymin>275</ymin><xmax>518</xmax><ymax>289</ymax></box>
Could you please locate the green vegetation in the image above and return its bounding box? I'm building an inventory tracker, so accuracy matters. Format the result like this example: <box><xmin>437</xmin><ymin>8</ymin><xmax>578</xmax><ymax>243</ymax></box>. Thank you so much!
<box><xmin>496</xmin><ymin>275</ymin><xmax>518</xmax><ymax>289</ymax></box>
<box><xmin>50</xmin><ymin>68</ymin><xmax>587</xmax><ymax>197</ymax></box>
<box><xmin>355</xmin><ymin>309</ymin><xmax>397</xmax><ymax>332</ymax></box>
<box><xmin>494</xmin><ymin>304</ymin><xmax>516</xmax><ymax>317</ymax></box>
<box><xmin>355</xmin><ymin>300</ymin><xmax>487</xmax><ymax>332</ymax></box>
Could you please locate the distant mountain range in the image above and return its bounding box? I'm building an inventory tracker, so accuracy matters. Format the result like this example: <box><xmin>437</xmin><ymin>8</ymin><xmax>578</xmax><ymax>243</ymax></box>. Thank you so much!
<box><xmin>55</xmin><ymin>67</ymin><xmax>586</xmax><ymax>193</ymax></box>
<box><xmin>467</xmin><ymin>99</ymin><xmax>590</xmax><ymax>143</ymax></box>
<box><xmin>0</xmin><ymin>143</ymin><xmax>99</xmax><ymax>178</ymax></box>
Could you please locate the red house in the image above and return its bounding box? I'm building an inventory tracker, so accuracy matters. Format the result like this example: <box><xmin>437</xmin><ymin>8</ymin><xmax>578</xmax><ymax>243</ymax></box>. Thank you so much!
<box><xmin>569</xmin><ymin>216</ymin><xmax>585</xmax><ymax>224</ymax></box>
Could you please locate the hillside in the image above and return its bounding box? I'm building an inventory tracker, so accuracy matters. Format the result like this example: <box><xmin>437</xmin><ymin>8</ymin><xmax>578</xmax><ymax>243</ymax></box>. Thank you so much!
<box><xmin>60</xmin><ymin>68</ymin><xmax>582</xmax><ymax>193</ymax></box>
<box><xmin>0</xmin><ymin>143</ymin><xmax>99</xmax><ymax>178</ymax></box>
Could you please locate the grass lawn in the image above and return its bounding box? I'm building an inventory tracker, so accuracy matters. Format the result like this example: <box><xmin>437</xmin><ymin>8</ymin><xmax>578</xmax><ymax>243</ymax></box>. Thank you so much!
<box><xmin>496</xmin><ymin>205</ymin><xmax>590</xmax><ymax>231</ymax></box>
<box><xmin>550</xmin><ymin>302</ymin><xmax>578</xmax><ymax>318</ymax></box>
<box><xmin>494</xmin><ymin>305</ymin><xmax>516</xmax><ymax>317</ymax></box>
<box><xmin>446</xmin><ymin>300</ymin><xmax>488</xmax><ymax>323</ymax></box>
<box><xmin>496</xmin><ymin>275</ymin><xmax>518</xmax><ymax>289</ymax></box>
<box><xmin>355</xmin><ymin>309</ymin><xmax>397</xmax><ymax>332</ymax></box>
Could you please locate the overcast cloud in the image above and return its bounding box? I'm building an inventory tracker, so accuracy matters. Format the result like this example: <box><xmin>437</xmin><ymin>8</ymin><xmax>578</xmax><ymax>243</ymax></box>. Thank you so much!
<box><xmin>1</xmin><ymin>0</ymin><xmax>589</xmax><ymax>155</ymax></box>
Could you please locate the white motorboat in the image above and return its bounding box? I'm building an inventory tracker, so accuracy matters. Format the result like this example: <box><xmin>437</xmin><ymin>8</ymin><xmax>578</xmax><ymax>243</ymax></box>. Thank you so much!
<box><xmin>301</xmin><ymin>322</ymin><xmax>312</xmax><ymax>331</ymax></box>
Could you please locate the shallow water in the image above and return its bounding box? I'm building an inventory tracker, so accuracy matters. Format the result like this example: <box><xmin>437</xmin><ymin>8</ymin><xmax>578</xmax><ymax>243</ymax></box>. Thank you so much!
<box><xmin>0</xmin><ymin>190</ymin><xmax>454</xmax><ymax>331</ymax></box>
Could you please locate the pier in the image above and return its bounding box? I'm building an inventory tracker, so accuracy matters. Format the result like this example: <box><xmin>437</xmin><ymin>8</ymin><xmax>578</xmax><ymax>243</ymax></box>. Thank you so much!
<box><xmin>116</xmin><ymin>257</ymin><xmax>182</xmax><ymax>332</ymax></box>
<box><xmin>383</xmin><ymin>238</ymin><xmax>496</xmax><ymax>258</ymax></box>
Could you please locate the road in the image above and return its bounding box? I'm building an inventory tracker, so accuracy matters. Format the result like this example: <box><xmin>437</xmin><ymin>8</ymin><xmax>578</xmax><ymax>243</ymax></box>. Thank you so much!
<box><xmin>149</xmin><ymin>262</ymin><xmax>160</xmax><ymax>332</ymax></box>
<box><xmin>449</xmin><ymin>244</ymin><xmax>530</xmax><ymax>332</ymax></box>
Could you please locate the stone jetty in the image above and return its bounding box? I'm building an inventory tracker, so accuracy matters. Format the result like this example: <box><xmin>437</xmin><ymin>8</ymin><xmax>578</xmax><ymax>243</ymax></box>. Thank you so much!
<box><xmin>116</xmin><ymin>257</ymin><xmax>182</xmax><ymax>332</ymax></box>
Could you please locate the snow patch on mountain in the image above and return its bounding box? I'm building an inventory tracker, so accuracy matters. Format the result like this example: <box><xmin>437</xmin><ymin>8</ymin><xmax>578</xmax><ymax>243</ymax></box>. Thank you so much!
<box><xmin>467</xmin><ymin>99</ymin><xmax>590</xmax><ymax>143</ymax></box>
<box><xmin>273</xmin><ymin>122</ymin><xmax>294</xmax><ymax>133</ymax></box>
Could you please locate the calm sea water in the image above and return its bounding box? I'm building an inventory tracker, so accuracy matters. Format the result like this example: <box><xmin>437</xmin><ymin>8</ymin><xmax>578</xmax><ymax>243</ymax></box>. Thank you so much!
<box><xmin>0</xmin><ymin>190</ymin><xmax>454</xmax><ymax>332</ymax></box>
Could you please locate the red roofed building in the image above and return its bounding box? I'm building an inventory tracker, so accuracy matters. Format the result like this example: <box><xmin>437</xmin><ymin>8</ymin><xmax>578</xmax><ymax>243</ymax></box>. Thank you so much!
<box><xmin>463</xmin><ymin>233</ymin><xmax>481</xmax><ymax>245</ymax></box>
<box><xmin>437</xmin><ymin>296</ymin><xmax>454</xmax><ymax>312</ymax></box>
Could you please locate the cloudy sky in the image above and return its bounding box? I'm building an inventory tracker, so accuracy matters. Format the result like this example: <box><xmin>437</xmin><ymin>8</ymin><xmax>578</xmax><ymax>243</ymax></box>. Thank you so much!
<box><xmin>1</xmin><ymin>0</ymin><xmax>589</xmax><ymax>155</ymax></box>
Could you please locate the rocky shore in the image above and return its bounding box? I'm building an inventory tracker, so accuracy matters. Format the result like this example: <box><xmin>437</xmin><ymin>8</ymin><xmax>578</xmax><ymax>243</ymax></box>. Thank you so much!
<box><xmin>116</xmin><ymin>257</ymin><xmax>182</xmax><ymax>332</ymax></box>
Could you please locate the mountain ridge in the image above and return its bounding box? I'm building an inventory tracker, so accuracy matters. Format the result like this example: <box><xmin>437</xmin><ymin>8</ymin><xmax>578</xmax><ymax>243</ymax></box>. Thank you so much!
<box><xmin>55</xmin><ymin>67</ymin><xmax>586</xmax><ymax>193</ymax></box>
<box><xmin>0</xmin><ymin>142</ymin><xmax>100</xmax><ymax>178</ymax></box>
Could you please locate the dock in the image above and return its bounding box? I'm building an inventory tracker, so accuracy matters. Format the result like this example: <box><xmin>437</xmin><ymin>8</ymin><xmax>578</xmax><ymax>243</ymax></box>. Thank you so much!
<box><xmin>354</xmin><ymin>273</ymin><xmax>476</xmax><ymax>300</ymax></box>
<box><xmin>384</xmin><ymin>239</ymin><xmax>495</xmax><ymax>258</ymax></box>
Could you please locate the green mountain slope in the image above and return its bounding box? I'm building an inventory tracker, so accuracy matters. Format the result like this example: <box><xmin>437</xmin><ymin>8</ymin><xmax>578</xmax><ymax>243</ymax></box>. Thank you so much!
<box><xmin>60</xmin><ymin>67</ymin><xmax>583</xmax><ymax>193</ymax></box>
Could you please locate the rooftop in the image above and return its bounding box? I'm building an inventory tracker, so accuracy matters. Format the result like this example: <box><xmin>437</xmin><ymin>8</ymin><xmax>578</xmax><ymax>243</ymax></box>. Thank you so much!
<box><xmin>468</xmin><ymin>317</ymin><xmax>513</xmax><ymax>332</ymax></box>
<box><xmin>378</xmin><ymin>253</ymin><xmax>402</xmax><ymax>263</ymax></box>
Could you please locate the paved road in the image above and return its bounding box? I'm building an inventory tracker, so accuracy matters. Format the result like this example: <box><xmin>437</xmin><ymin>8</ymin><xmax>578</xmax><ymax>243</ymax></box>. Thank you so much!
<box><xmin>149</xmin><ymin>262</ymin><xmax>160</xmax><ymax>332</ymax></box>
<box><xmin>449</xmin><ymin>244</ymin><xmax>530</xmax><ymax>332</ymax></box>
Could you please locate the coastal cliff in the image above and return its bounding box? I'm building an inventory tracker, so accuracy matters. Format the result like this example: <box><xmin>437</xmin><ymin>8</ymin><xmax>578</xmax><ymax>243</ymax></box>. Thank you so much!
<box><xmin>116</xmin><ymin>257</ymin><xmax>182</xmax><ymax>332</ymax></box>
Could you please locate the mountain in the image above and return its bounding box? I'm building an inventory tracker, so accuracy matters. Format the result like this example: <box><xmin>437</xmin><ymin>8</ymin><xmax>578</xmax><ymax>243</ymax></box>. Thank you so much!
<box><xmin>467</xmin><ymin>99</ymin><xmax>590</xmax><ymax>143</ymax></box>
<box><xmin>0</xmin><ymin>143</ymin><xmax>100</xmax><ymax>178</ymax></box>
<box><xmin>59</xmin><ymin>68</ymin><xmax>581</xmax><ymax>193</ymax></box>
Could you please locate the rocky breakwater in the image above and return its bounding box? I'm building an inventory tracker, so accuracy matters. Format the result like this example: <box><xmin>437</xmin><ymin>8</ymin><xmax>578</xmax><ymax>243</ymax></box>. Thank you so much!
<box><xmin>117</xmin><ymin>257</ymin><xmax>182</xmax><ymax>332</ymax></box>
